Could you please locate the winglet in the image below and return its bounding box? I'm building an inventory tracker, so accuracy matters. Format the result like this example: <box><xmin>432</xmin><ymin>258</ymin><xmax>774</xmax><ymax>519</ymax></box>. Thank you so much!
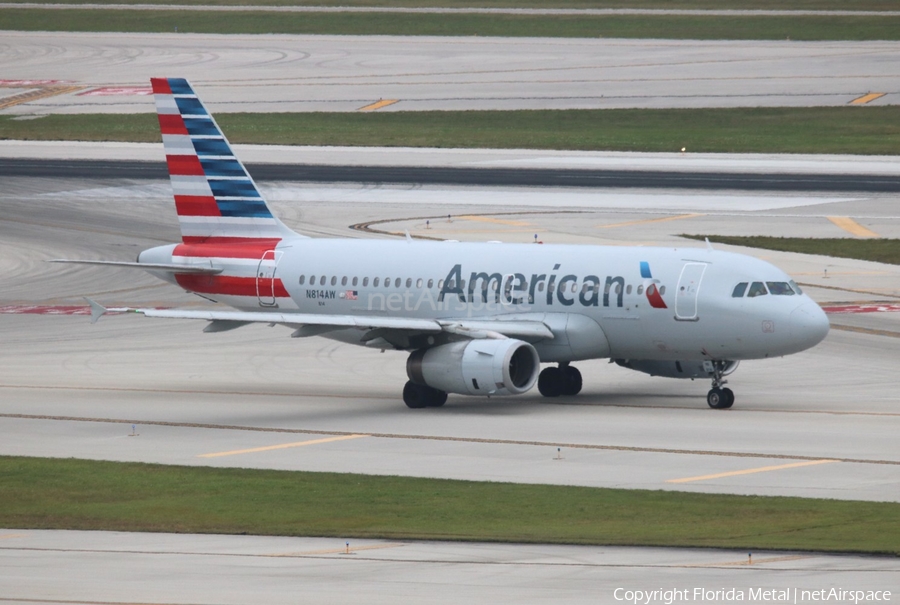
<box><xmin>84</xmin><ymin>297</ymin><xmax>108</xmax><ymax>324</ymax></box>
<box><xmin>705</xmin><ymin>237</ymin><xmax>714</xmax><ymax>251</ymax></box>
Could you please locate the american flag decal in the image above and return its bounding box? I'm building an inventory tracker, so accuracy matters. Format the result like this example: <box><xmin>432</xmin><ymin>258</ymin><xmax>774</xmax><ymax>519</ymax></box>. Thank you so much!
<box><xmin>345</xmin><ymin>290</ymin><xmax>358</xmax><ymax>300</ymax></box>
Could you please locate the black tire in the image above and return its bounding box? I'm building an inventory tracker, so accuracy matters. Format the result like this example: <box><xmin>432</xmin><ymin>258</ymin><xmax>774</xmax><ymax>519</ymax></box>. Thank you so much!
<box><xmin>403</xmin><ymin>381</ymin><xmax>428</xmax><ymax>409</ymax></box>
<box><xmin>427</xmin><ymin>387</ymin><xmax>448</xmax><ymax>407</ymax></box>
<box><xmin>538</xmin><ymin>367</ymin><xmax>563</xmax><ymax>397</ymax></box>
<box><xmin>721</xmin><ymin>387</ymin><xmax>735</xmax><ymax>409</ymax></box>
<box><xmin>561</xmin><ymin>366</ymin><xmax>583</xmax><ymax>396</ymax></box>
<box><xmin>707</xmin><ymin>388</ymin><xmax>728</xmax><ymax>409</ymax></box>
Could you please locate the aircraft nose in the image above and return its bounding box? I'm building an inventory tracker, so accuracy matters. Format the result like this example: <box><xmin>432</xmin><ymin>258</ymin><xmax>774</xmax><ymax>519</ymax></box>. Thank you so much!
<box><xmin>789</xmin><ymin>302</ymin><xmax>830</xmax><ymax>350</ymax></box>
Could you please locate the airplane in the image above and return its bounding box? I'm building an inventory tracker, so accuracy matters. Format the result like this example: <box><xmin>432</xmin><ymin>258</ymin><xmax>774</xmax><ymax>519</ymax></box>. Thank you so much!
<box><xmin>55</xmin><ymin>77</ymin><xmax>830</xmax><ymax>410</ymax></box>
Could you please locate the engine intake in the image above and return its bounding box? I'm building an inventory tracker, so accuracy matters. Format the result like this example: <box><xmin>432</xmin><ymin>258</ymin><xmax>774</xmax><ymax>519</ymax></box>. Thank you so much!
<box><xmin>407</xmin><ymin>339</ymin><xmax>540</xmax><ymax>396</ymax></box>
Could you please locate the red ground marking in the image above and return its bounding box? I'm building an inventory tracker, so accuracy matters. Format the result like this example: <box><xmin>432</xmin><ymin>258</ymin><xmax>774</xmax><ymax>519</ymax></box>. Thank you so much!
<box><xmin>822</xmin><ymin>304</ymin><xmax>900</xmax><ymax>314</ymax></box>
<box><xmin>0</xmin><ymin>305</ymin><xmax>90</xmax><ymax>316</ymax></box>
<box><xmin>0</xmin><ymin>79</ymin><xmax>71</xmax><ymax>87</ymax></box>
<box><xmin>78</xmin><ymin>87</ymin><xmax>153</xmax><ymax>96</ymax></box>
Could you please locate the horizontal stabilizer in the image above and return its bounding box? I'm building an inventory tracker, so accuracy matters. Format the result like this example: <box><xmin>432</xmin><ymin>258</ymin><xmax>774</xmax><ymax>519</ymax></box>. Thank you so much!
<box><xmin>50</xmin><ymin>259</ymin><xmax>222</xmax><ymax>274</ymax></box>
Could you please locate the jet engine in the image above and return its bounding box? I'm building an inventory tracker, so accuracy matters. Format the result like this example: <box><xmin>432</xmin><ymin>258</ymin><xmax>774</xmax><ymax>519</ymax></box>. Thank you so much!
<box><xmin>407</xmin><ymin>339</ymin><xmax>540</xmax><ymax>396</ymax></box>
<box><xmin>614</xmin><ymin>359</ymin><xmax>739</xmax><ymax>380</ymax></box>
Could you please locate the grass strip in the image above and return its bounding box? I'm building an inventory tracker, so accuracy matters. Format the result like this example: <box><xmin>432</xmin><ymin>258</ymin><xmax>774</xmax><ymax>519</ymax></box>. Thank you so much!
<box><xmin>3</xmin><ymin>107</ymin><xmax>900</xmax><ymax>155</ymax></box>
<box><xmin>6</xmin><ymin>0</ymin><xmax>900</xmax><ymax>9</ymax></box>
<box><xmin>683</xmin><ymin>236</ymin><xmax>900</xmax><ymax>265</ymax></box>
<box><xmin>1</xmin><ymin>456</ymin><xmax>899</xmax><ymax>554</ymax></box>
<box><xmin>1</xmin><ymin>9</ymin><xmax>899</xmax><ymax>40</ymax></box>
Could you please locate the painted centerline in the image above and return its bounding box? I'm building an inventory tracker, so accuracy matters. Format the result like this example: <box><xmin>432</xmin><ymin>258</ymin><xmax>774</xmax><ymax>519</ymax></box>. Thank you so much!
<box><xmin>199</xmin><ymin>434</ymin><xmax>369</xmax><ymax>458</ymax></box>
<box><xmin>827</xmin><ymin>216</ymin><xmax>879</xmax><ymax>238</ymax></box>
<box><xmin>358</xmin><ymin>99</ymin><xmax>399</xmax><ymax>111</ymax></box>
<box><xmin>667</xmin><ymin>459</ymin><xmax>838</xmax><ymax>484</ymax></box>
<box><xmin>849</xmin><ymin>92</ymin><xmax>885</xmax><ymax>105</ymax></box>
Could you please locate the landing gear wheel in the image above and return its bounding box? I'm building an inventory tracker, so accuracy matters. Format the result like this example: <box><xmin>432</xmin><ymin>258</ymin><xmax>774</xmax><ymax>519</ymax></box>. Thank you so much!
<box><xmin>707</xmin><ymin>388</ymin><xmax>730</xmax><ymax>409</ymax></box>
<box><xmin>721</xmin><ymin>387</ymin><xmax>735</xmax><ymax>409</ymax></box>
<box><xmin>427</xmin><ymin>387</ymin><xmax>448</xmax><ymax>407</ymax></box>
<box><xmin>538</xmin><ymin>367</ymin><xmax>563</xmax><ymax>397</ymax></box>
<box><xmin>403</xmin><ymin>381</ymin><xmax>447</xmax><ymax>409</ymax></box>
<box><xmin>403</xmin><ymin>381</ymin><xmax>428</xmax><ymax>409</ymax></box>
<box><xmin>561</xmin><ymin>366</ymin><xmax>583</xmax><ymax>396</ymax></box>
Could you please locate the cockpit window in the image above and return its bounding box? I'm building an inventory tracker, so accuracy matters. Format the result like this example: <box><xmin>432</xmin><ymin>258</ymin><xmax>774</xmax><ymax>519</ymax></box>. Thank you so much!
<box><xmin>732</xmin><ymin>282</ymin><xmax>748</xmax><ymax>298</ymax></box>
<box><xmin>790</xmin><ymin>280</ymin><xmax>803</xmax><ymax>295</ymax></box>
<box><xmin>766</xmin><ymin>281</ymin><xmax>795</xmax><ymax>296</ymax></box>
<box><xmin>747</xmin><ymin>281</ymin><xmax>768</xmax><ymax>297</ymax></box>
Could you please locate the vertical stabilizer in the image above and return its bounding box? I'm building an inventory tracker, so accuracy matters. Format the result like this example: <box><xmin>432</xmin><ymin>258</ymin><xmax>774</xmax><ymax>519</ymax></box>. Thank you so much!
<box><xmin>151</xmin><ymin>77</ymin><xmax>298</xmax><ymax>244</ymax></box>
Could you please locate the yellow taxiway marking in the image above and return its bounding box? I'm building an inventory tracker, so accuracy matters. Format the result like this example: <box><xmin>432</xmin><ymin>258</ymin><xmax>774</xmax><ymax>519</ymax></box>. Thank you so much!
<box><xmin>827</xmin><ymin>216</ymin><xmax>879</xmax><ymax>238</ymax></box>
<box><xmin>850</xmin><ymin>92</ymin><xmax>885</xmax><ymax>105</ymax></box>
<box><xmin>271</xmin><ymin>543</ymin><xmax>404</xmax><ymax>557</ymax></box>
<box><xmin>667</xmin><ymin>459</ymin><xmax>838</xmax><ymax>484</ymax></box>
<box><xmin>0</xmin><ymin>85</ymin><xmax>85</xmax><ymax>110</ymax></box>
<box><xmin>0</xmin><ymin>533</ymin><xmax>26</xmax><ymax>540</ymax></box>
<box><xmin>458</xmin><ymin>215</ymin><xmax>533</xmax><ymax>227</ymax></box>
<box><xmin>596</xmin><ymin>213</ymin><xmax>703</xmax><ymax>229</ymax></box>
<box><xmin>199</xmin><ymin>434</ymin><xmax>369</xmax><ymax>458</ymax></box>
<box><xmin>358</xmin><ymin>99</ymin><xmax>399</xmax><ymax>111</ymax></box>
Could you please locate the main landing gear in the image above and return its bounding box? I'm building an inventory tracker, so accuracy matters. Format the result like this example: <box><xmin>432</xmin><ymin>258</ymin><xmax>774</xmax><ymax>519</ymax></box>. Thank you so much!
<box><xmin>706</xmin><ymin>362</ymin><xmax>735</xmax><ymax>409</ymax></box>
<box><xmin>537</xmin><ymin>363</ymin><xmax>582</xmax><ymax>397</ymax></box>
<box><xmin>403</xmin><ymin>380</ymin><xmax>448</xmax><ymax>409</ymax></box>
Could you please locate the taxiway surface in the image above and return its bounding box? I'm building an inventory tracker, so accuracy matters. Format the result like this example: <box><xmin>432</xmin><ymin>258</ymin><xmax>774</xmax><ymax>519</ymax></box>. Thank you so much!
<box><xmin>2</xmin><ymin>172</ymin><xmax>898</xmax><ymax>504</ymax></box>
<box><xmin>1</xmin><ymin>32</ymin><xmax>898</xmax><ymax>114</ymax></box>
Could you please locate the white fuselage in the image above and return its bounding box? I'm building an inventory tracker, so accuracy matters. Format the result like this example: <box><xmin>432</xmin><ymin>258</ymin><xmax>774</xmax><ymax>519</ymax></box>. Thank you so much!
<box><xmin>144</xmin><ymin>237</ymin><xmax>830</xmax><ymax>364</ymax></box>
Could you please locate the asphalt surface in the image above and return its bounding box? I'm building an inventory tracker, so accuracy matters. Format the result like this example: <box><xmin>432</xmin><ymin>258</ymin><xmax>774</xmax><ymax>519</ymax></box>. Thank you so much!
<box><xmin>3</xmin><ymin>158</ymin><xmax>900</xmax><ymax>192</ymax></box>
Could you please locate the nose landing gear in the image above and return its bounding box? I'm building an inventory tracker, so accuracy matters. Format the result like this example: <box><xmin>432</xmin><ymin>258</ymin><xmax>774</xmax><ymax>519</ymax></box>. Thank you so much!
<box><xmin>707</xmin><ymin>361</ymin><xmax>735</xmax><ymax>409</ymax></box>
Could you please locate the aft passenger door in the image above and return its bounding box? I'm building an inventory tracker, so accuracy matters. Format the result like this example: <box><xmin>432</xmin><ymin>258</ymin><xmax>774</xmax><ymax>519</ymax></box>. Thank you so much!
<box><xmin>256</xmin><ymin>249</ymin><xmax>283</xmax><ymax>307</ymax></box>
<box><xmin>674</xmin><ymin>262</ymin><xmax>707</xmax><ymax>321</ymax></box>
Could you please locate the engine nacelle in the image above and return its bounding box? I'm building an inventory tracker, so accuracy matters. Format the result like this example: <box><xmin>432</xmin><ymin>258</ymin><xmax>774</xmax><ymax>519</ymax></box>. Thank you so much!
<box><xmin>615</xmin><ymin>359</ymin><xmax>739</xmax><ymax>380</ymax></box>
<box><xmin>407</xmin><ymin>339</ymin><xmax>540</xmax><ymax>396</ymax></box>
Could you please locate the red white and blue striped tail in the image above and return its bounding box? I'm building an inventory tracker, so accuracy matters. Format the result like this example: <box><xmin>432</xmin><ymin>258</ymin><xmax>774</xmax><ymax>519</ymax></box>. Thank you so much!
<box><xmin>151</xmin><ymin>77</ymin><xmax>297</xmax><ymax>245</ymax></box>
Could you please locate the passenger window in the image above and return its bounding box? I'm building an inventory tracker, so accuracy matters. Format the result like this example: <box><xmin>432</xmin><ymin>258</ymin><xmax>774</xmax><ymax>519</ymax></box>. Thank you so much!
<box><xmin>352</xmin><ymin>277</ymin><xmax>358</xmax><ymax>286</ymax></box>
<box><xmin>330</xmin><ymin>276</ymin><xmax>337</xmax><ymax>286</ymax></box>
<box><xmin>637</xmin><ymin>285</ymin><xmax>643</xmax><ymax>295</ymax></box>
<box><xmin>659</xmin><ymin>285</ymin><xmax>666</xmax><ymax>295</ymax></box>
<box><xmin>732</xmin><ymin>282</ymin><xmax>748</xmax><ymax>298</ymax></box>
<box><xmin>320</xmin><ymin>276</ymin><xmax>326</xmax><ymax>286</ymax></box>
<box><xmin>310</xmin><ymin>275</ymin><xmax>316</xmax><ymax>284</ymax></box>
<box><xmin>427</xmin><ymin>279</ymin><xmax>433</xmax><ymax>288</ymax></box>
<box><xmin>626</xmin><ymin>285</ymin><xmax>632</xmax><ymax>295</ymax></box>
<box><xmin>538</xmin><ymin>282</ymin><xmax>545</xmax><ymax>292</ymax></box>
<box><xmin>747</xmin><ymin>282</ymin><xmax>768</xmax><ymax>297</ymax></box>
<box><xmin>406</xmin><ymin>278</ymin><xmax>412</xmax><ymax>288</ymax></box>
<box><xmin>373</xmin><ymin>277</ymin><xmax>379</xmax><ymax>287</ymax></box>
<box><xmin>416</xmin><ymin>278</ymin><xmax>423</xmax><ymax>288</ymax></box>
<box><xmin>341</xmin><ymin>276</ymin><xmax>348</xmax><ymax>286</ymax></box>
<box><xmin>615</xmin><ymin>283</ymin><xmax>622</xmax><ymax>295</ymax></box>
<box><xmin>362</xmin><ymin>277</ymin><xmax>368</xmax><ymax>287</ymax></box>
<box><xmin>299</xmin><ymin>275</ymin><xmax>305</xmax><ymax>285</ymax></box>
<box><xmin>767</xmin><ymin>281</ymin><xmax>795</xmax><ymax>296</ymax></box>
<box><xmin>460</xmin><ymin>279</ymin><xmax>466</xmax><ymax>290</ymax></box>
<box><xmin>385</xmin><ymin>277</ymin><xmax>390</xmax><ymax>286</ymax></box>
<box><xmin>438</xmin><ymin>279</ymin><xmax>444</xmax><ymax>289</ymax></box>
<box><xmin>396</xmin><ymin>278</ymin><xmax>402</xmax><ymax>288</ymax></box>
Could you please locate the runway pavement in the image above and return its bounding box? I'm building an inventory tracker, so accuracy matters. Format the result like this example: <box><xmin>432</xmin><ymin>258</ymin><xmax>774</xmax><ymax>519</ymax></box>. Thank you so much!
<box><xmin>1</xmin><ymin>530</ymin><xmax>898</xmax><ymax>605</ymax></box>
<box><xmin>1</xmin><ymin>32</ymin><xmax>898</xmax><ymax>114</ymax></box>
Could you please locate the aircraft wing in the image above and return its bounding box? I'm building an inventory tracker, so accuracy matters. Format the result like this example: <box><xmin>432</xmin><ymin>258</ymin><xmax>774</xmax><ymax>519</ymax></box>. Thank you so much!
<box><xmin>85</xmin><ymin>300</ymin><xmax>553</xmax><ymax>342</ymax></box>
